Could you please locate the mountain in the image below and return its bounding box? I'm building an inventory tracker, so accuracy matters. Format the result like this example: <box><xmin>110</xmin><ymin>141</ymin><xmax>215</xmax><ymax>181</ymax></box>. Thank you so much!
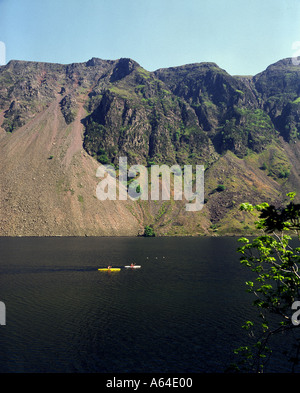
<box><xmin>0</xmin><ymin>57</ymin><xmax>300</xmax><ymax>236</ymax></box>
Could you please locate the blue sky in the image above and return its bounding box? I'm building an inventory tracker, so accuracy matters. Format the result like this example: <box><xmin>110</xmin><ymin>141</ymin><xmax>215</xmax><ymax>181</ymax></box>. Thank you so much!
<box><xmin>0</xmin><ymin>0</ymin><xmax>300</xmax><ymax>75</ymax></box>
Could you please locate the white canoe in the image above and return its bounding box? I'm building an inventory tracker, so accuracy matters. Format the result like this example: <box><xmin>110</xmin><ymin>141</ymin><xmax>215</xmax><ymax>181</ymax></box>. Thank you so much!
<box><xmin>124</xmin><ymin>265</ymin><xmax>141</xmax><ymax>268</ymax></box>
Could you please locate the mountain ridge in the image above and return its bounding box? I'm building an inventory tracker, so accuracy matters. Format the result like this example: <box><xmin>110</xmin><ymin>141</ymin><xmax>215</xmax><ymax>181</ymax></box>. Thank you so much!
<box><xmin>0</xmin><ymin>56</ymin><xmax>300</xmax><ymax>236</ymax></box>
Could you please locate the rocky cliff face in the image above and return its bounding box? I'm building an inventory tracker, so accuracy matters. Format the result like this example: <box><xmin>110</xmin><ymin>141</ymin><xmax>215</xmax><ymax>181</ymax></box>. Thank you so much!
<box><xmin>1</xmin><ymin>57</ymin><xmax>300</xmax><ymax>236</ymax></box>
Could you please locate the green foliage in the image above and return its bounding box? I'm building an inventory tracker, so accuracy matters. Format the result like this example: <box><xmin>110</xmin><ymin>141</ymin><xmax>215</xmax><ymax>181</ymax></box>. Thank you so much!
<box><xmin>279</xmin><ymin>168</ymin><xmax>290</xmax><ymax>179</ymax></box>
<box><xmin>143</xmin><ymin>225</ymin><xmax>155</xmax><ymax>237</ymax></box>
<box><xmin>63</xmin><ymin>109</ymin><xmax>76</xmax><ymax>124</ymax></box>
<box><xmin>136</xmin><ymin>66</ymin><xmax>151</xmax><ymax>80</ymax></box>
<box><xmin>232</xmin><ymin>193</ymin><xmax>300</xmax><ymax>372</ymax></box>
<box><xmin>83</xmin><ymin>122</ymin><xmax>111</xmax><ymax>164</ymax></box>
<box><xmin>210</xmin><ymin>223</ymin><xmax>218</xmax><ymax>232</ymax></box>
<box><xmin>155</xmin><ymin>202</ymin><xmax>169</xmax><ymax>221</ymax></box>
<box><xmin>216</xmin><ymin>184</ymin><xmax>226</xmax><ymax>192</ymax></box>
<box><xmin>85</xmin><ymin>121</ymin><xmax>106</xmax><ymax>138</ymax></box>
<box><xmin>85</xmin><ymin>94</ymin><xmax>103</xmax><ymax>113</ymax></box>
<box><xmin>2</xmin><ymin>116</ymin><xmax>24</xmax><ymax>133</ymax></box>
<box><xmin>264</xmin><ymin>147</ymin><xmax>291</xmax><ymax>180</ymax></box>
<box><xmin>60</xmin><ymin>95</ymin><xmax>76</xmax><ymax>124</ymax></box>
<box><xmin>147</xmin><ymin>159</ymin><xmax>156</xmax><ymax>167</ymax></box>
<box><xmin>221</xmin><ymin>109</ymin><xmax>276</xmax><ymax>157</ymax></box>
<box><xmin>97</xmin><ymin>153</ymin><xmax>109</xmax><ymax>164</ymax></box>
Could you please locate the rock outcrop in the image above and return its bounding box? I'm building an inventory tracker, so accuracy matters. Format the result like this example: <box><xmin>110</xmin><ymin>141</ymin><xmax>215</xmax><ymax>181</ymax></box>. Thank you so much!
<box><xmin>0</xmin><ymin>57</ymin><xmax>300</xmax><ymax>236</ymax></box>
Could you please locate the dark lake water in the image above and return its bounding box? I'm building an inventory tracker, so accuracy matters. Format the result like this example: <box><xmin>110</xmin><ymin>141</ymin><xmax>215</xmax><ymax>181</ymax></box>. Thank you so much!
<box><xmin>0</xmin><ymin>236</ymin><xmax>299</xmax><ymax>373</ymax></box>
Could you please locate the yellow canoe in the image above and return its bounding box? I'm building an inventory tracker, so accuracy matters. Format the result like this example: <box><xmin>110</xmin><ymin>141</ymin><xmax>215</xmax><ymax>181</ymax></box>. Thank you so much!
<box><xmin>98</xmin><ymin>268</ymin><xmax>121</xmax><ymax>272</ymax></box>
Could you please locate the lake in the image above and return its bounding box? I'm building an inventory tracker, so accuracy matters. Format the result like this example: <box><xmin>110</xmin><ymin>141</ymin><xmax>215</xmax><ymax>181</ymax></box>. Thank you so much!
<box><xmin>0</xmin><ymin>236</ymin><xmax>298</xmax><ymax>373</ymax></box>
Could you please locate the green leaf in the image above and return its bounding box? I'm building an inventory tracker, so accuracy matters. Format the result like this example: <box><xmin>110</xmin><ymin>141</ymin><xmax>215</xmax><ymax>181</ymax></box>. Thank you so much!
<box><xmin>238</xmin><ymin>237</ymin><xmax>250</xmax><ymax>243</ymax></box>
<box><xmin>287</xmin><ymin>192</ymin><xmax>296</xmax><ymax>201</ymax></box>
<box><xmin>240</xmin><ymin>203</ymin><xmax>254</xmax><ymax>211</ymax></box>
<box><xmin>242</xmin><ymin>321</ymin><xmax>254</xmax><ymax>330</ymax></box>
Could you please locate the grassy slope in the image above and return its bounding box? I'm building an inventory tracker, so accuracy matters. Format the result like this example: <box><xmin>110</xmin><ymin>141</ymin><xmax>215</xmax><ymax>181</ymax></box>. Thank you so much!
<box><xmin>1</xmin><ymin>58</ymin><xmax>300</xmax><ymax>236</ymax></box>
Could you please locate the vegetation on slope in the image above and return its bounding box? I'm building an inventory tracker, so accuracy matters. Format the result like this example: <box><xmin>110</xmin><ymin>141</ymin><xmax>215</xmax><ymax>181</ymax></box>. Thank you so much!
<box><xmin>1</xmin><ymin>56</ymin><xmax>300</xmax><ymax>235</ymax></box>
